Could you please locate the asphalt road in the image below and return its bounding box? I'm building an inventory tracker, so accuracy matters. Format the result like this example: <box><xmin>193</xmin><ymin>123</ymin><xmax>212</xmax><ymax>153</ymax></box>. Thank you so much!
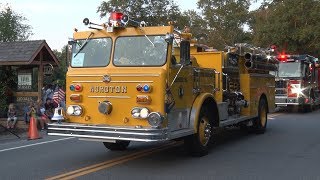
<box><xmin>1</xmin><ymin>109</ymin><xmax>320</xmax><ymax>180</ymax></box>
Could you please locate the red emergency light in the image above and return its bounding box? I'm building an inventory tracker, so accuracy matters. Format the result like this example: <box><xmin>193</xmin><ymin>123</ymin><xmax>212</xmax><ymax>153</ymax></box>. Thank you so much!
<box><xmin>108</xmin><ymin>12</ymin><xmax>129</xmax><ymax>28</ymax></box>
<box><xmin>277</xmin><ymin>54</ymin><xmax>287</xmax><ymax>62</ymax></box>
<box><xmin>110</xmin><ymin>12</ymin><xmax>124</xmax><ymax>21</ymax></box>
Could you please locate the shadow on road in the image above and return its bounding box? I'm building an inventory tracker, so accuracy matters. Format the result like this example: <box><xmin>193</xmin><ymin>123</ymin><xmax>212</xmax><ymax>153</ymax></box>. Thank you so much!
<box><xmin>275</xmin><ymin>105</ymin><xmax>320</xmax><ymax>114</ymax></box>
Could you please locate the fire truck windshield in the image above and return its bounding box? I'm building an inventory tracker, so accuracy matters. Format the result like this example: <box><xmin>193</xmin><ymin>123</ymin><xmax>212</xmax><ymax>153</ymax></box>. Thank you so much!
<box><xmin>71</xmin><ymin>38</ymin><xmax>112</xmax><ymax>67</ymax></box>
<box><xmin>113</xmin><ymin>35</ymin><xmax>167</xmax><ymax>66</ymax></box>
<box><xmin>278</xmin><ymin>62</ymin><xmax>301</xmax><ymax>77</ymax></box>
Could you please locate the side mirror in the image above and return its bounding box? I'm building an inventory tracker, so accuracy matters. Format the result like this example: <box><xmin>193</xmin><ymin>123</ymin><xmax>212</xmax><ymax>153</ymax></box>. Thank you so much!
<box><xmin>68</xmin><ymin>38</ymin><xmax>76</xmax><ymax>45</ymax></box>
<box><xmin>164</xmin><ymin>33</ymin><xmax>174</xmax><ymax>44</ymax></box>
<box><xmin>180</xmin><ymin>40</ymin><xmax>190</xmax><ymax>65</ymax></box>
<box><xmin>65</xmin><ymin>46</ymin><xmax>70</xmax><ymax>67</ymax></box>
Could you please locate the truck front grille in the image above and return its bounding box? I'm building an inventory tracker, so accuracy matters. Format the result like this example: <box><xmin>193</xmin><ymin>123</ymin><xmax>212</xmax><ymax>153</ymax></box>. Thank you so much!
<box><xmin>275</xmin><ymin>89</ymin><xmax>287</xmax><ymax>95</ymax></box>
<box><xmin>275</xmin><ymin>80</ymin><xmax>288</xmax><ymax>88</ymax></box>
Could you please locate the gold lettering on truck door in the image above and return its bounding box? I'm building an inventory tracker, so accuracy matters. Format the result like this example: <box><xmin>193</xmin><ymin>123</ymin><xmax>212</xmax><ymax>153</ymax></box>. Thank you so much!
<box><xmin>90</xmin><ymin>86</ymin><xmax>127</xmax><ymax>93</ymax></box>
<box><xmin>104</xmin><ymin>86</ymin><xmax>109</xmax><ymax>93</ymax></box>
<box><xmin>115</xmin><ymin>86</ymin><xmax>121</xmax><ymax>93</ymax></box>
<box><xmin>109</xmin><ymin>86</ymin><xmax>114</xmax><ymax>93</ymax></box>
<box><xmin>122</xmin><ymin>86</ymin><xmax>127</xmax><ymax>93</ymax></box>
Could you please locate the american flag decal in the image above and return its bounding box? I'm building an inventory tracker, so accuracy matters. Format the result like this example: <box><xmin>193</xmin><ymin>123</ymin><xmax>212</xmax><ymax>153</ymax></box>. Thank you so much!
<box><xmin>53</xmin><ymin>88</ymin><xmax>65</xmax><ymax>104</ymax></box>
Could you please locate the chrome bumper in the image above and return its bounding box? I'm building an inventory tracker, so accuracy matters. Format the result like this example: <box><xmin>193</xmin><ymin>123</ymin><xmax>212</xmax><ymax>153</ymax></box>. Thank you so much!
<box><xmin>275</xmin><ymin>96</ymin><xmax>301</xmax><ymax>106</ymax></box>
<box><xmin>47</xmin><ymin>123</ymin><xmax>168</xmax><ymax>142</ymax></box>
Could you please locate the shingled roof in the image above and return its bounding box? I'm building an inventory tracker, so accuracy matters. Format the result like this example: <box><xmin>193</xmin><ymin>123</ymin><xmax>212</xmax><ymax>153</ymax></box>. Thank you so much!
<box><xmin>0</xmin><ymin>40</ymin><xmax>59</xmax><ymax>65</ymax></box>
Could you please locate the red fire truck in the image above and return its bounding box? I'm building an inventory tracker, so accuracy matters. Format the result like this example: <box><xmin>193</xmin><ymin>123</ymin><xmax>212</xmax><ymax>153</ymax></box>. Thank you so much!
<box><xmin>274</xmin><ymin>54</ymin><xmax>320</xmax><ymax>111</ymax></box>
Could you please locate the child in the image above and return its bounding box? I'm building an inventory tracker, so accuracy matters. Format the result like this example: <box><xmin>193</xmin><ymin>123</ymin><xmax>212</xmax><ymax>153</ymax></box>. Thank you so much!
<box><xmin>27</xmin><ymin>100</ymin><xmax>48</xmax><ymax>131</ymax></box>
<box><xmin>36</xmin><ymin>99</ymin><xmax>50</xmax><ymax>130</ymax></box>
<box><xmin>7</xmin><ymin>103</ymin><xmax>17</xmax><ymax>129</ymax></box>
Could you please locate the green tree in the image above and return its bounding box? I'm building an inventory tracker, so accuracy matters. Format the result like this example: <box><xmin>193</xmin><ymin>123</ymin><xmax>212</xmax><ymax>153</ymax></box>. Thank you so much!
<box><xmin>0</xmin><ymin>66</ymin><xmax>16</xmax><ymax>117</ymax></box>
<box><xmin>250</xmin><ymin>0</ymin><xmax>320</xmax><ymax>55</ymax></box>
<box><xmin>0</xmin><ymin>4</ymin><xmax>32</xmax><ymax>116</ymax></box>
<box><xmin>178</xmin><ymin>10</ymin><xmax>208</xmax><ymax>40</ymax></box>
<box><xmin>97</xmin><ymin>0</ymin><xmax>184</xmax><ymax>28</ymax></box>
<box><xmin>197</xmin><ymin>0</ymin><xmax>252</xmax><ymax>49</ymax></box>
<box><xmin>0</xmin><ymin>5</ymin><xmax>32</xmax><ymax>42</ymax></box>
<box><xmin>97</xmin><ymin>0</ymin><xmax>215</xmax><ymax>45</ymax></box>
<box><xmin>47</xmin><ymin>45</ymin><xmax>69</xmax><ymax>89</ymax></box>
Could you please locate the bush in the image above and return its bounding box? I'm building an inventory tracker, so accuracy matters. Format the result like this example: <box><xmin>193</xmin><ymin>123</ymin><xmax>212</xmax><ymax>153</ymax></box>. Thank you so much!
<box><xmin>0</xmin><ymin>66</ymin><xmax>16</xmax><ymax>117</ymax></box>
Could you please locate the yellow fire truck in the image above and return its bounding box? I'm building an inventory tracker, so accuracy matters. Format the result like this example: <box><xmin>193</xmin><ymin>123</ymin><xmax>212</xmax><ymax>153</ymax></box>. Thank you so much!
<box><xmin>48</xmin><ymin>12</ymin><xmax>276</xmax><ymax>156</ymax></box>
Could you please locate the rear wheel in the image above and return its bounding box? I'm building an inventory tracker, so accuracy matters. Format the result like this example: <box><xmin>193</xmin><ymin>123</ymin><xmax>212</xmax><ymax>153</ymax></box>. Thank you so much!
<box><xmin>304</xmin><ymin>104</ymin><xmax>313</xmax><ymax>112</ymax></box>
<box><xmin>309</xmin><ymin>91</ymin><xmax>316</xmax><ymax>111</ymax></box>
<box><xmin>252</xmin><ymin>98</ymin><xmax>268</xmax><ymax>134</ymax></box>
<box><xmin>185</xmin><ymin>106</ymin><xmax>213</xmax><ymax>157</ymax></box>
<box><xmin>103</xmin><ymin>140</ymin><xmax>130</xmax><ymax>151</ymax></box>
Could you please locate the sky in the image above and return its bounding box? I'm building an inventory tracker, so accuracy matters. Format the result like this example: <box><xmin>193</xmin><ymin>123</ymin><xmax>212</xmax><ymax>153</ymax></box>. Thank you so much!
<box><xmin>2</xmin><ymin>0</ymin><xmax>198</xmax><ymax>51</ymax></box>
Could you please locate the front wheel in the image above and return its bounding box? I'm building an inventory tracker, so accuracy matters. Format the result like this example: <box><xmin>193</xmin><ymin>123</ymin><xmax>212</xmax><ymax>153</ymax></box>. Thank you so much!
<box><xmin>184</xmin><ymin>106</ymin><xmax>213</xmax><ymax>157</ymax></box>
<box><xmin>103</xmin><ymin>140</ymin><xmax>130</xmax><ymax>151</ymax></box>
<box><xmin>253</xmin><ymin>98</ymin><xmax>268</xmax><ymax>134</ymax></box>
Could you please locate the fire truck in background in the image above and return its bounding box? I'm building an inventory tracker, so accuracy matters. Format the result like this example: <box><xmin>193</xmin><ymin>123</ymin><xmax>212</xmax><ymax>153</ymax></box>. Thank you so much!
<box><xmin>48</xmin><ymin>12</ymin><xmax>277</xmax><ymax>156</ymax></box>
<box><xmin>274</xmin><ymin>54</ymin><xmax>320</xmax><ymax>111</ymax></box>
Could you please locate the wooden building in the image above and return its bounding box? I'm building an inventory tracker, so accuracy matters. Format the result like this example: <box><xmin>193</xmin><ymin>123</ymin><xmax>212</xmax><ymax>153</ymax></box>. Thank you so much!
<box><xmin>0</xmin><ymin>40</ymin><xmax>60</xmax><ymax>117</ymax></box>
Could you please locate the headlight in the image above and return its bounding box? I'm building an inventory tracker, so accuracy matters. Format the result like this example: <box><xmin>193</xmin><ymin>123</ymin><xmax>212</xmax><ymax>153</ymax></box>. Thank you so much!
<box><xmin>147</xmin><ymin>112</ymin><xmax>163</xmax><ymax>128</ymax></box>
<box><xmin>74</xmin><ymin>106</ymin><xmax>82</xmax><ymax>116</ymax></box>
<box><xmin>67</xmin><ymin>106</ymin><xmax>74</xmax><ymax>115</ymax></box>
<box><xmin>291</xmin><ymin>87</ymin><xmax>302</xmax><ymax>94</ymax></box>
<box><xmin>67</xmin><ymin>105</ymin><xmax>83</xmax><ymax>116</ymax></box>
<box><xmin>140</xmin><ymin>108</ymin><xmax>149</xmax><ymax>119</ymax></box>
<box><xmin>131</xmin><ymin>108</ymin><xmax>140</xmax><ymax>118</ymax></box>
<box><xmin>131</xmin><ymin>107</ymin><xmax>150</xmax><ymax>119</ymax></box>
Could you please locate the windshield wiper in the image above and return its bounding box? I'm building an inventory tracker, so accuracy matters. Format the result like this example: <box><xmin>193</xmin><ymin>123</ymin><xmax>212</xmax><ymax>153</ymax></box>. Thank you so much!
<box><xmin>73</xmin><ymin>32</ymin><xmax>94</xmax><ymax>58</ymax></box>
<box><xmin>138</xmin><ymin>27</ymin><xmax>154</xmax><ymax>47</ymax></box>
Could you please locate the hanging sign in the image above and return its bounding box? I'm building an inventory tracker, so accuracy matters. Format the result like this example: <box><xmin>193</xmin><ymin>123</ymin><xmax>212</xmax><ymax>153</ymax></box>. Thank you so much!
<box><xmin>17</xmin><ymin>72</ymin><xmax>32</xmax><ymax>90</ymax></box>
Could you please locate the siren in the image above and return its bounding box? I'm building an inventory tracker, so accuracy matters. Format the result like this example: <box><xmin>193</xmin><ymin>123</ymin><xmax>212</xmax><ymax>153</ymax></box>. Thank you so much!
<box><xmin>109</xmin><ymin>12</ymin><xmax>128</xmax><ymax>27</ymax></box>
<box><xmin>108</xmin><ymin>12</ymin><xmax>145</xmax><ymax>28</ymax></box>
<box><xmin>82</xmin><ymin>18</ymin><xmax>103</xmax><ymax>30</ymax></box>
<box><xmin>83</xmin><ymin>18</ymin><xmax>90</xmax><ymax>25</ymax></box>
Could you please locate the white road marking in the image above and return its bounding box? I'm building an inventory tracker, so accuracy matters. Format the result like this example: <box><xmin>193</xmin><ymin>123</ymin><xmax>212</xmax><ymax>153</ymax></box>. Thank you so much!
<box><xmin>0</xmin><ymin>137</ymin><xmax>74</xmax><ymax>153</ymax></box>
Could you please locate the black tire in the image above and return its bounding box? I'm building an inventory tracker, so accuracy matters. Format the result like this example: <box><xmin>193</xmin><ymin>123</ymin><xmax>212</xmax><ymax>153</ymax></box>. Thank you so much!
<box><xmin>252</xmin><ymin>98</ymin><xmax>268</xmax><ymax>134</ymax></box>
<box><xmin>239</xmin><ymin>123</ymin><xmax>250</xmax><ymax>132</ymax></box>
<box><xmin>304</xmin><ymin>91</ymin><xmax>316</xmax><ymax>112</ymax></box>
<box><xmin>184</xmin><ymin>106</ymin><xmax>213</xmax><ymax>157</ymax></box>
<box><xmin>103</xmin><ymin>140</ymin><xmax>130</xmax><ymax>151</ymax></box>
<box><xmin>300</xmin><ymin>103</ymin><xmax>312</xmax><ymax>113</ymax></box>
<box><xmin>305</xmin><ymin>104</ymin><xmax>313</xmax><ymax>113</ymax></box>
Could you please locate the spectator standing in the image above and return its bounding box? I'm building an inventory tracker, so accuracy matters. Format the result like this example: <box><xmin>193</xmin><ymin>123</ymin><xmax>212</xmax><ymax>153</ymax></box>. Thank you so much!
<box><xmin>7</xmin><ymin>103</ymin><xmax>17</xmax><ymax>129</ymax></box>
<box><xmin>44</xmin><ymin>84</ymin><xmax>54</xmax><ymax>101</ymax></box>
